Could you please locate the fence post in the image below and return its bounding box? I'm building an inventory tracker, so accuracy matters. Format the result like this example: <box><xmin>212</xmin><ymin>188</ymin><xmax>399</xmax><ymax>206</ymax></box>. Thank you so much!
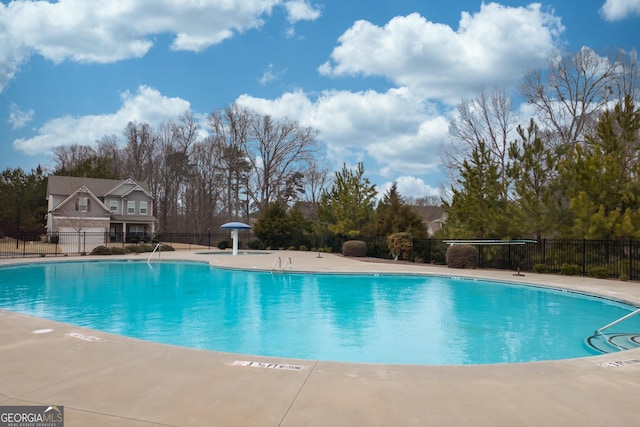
<box><xmin>582</xmin><ymin>239</ymin><xmax>586</xmax><ymax>276</ymax></box>
<box><xmin>630</xmin><ymin>239</ymin><xmax>634</xmax><ymax>281</ymax></box>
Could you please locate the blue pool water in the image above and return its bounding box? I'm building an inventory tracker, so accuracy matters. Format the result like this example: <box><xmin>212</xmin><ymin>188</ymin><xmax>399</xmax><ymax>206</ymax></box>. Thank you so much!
<box><xmin>1</xmin><ymin>260</ymin><xmax>640</xmax><ymax>365</ymax></box>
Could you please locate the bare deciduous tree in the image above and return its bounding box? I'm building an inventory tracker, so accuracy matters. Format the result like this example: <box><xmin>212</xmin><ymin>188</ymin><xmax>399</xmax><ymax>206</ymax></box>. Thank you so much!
<box><xmin>208</xmin><ymin>103</ymin><xmax>252</xmax><ymax>222</ymax></box>
<box><xmin>520</xmin><ymin>47</ymin><xmax>617</xmax><ymax>152</ymax></box>
<box><xmin>52</xmin><ymin>144</ymin><xmax>97</xmax><ymax>173</ymax></box>
<box><xmin>246</xmin><ymin>113</ymin><xmax>320</xmax><ymax>214</ymax></box>
<box><xmin>447</xmin><ymin>87</ymin><xmax>519</xmax><ymax>199</ymax></box>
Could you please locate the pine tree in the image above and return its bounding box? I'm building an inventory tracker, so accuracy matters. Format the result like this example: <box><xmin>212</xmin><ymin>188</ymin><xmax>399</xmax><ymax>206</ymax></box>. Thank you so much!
<box><xmin>443</xmin><ymin>140</ymin><xmax>511</xmax><ymax>238</ymax></box>
<box><xmin>368</xmin><ymin>183</ymin><xmax>428</xmax><ymax>239</ymax></box>
<box><xmin>318</xmin><ymin>163</ymin><xmax>377</xmax><ymax>237</ymax></box>
<box><xmin>507</xmin><ymin>119</ymin><xmax>557</xmax><ymax>240</ymax></box>
<box><xmin>561</xmin><ymin>95</ymin><xmax>640</xmax><ymax>239</ymax></box>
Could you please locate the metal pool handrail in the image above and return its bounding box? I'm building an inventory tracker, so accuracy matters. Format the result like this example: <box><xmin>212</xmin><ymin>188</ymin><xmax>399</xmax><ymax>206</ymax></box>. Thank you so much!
<box><xmin>271</xmin><ymin>256</ymin><xmax>292</xmax><ymax>272</ymax></box>
<box><xmin>147</xmin><ymin>243</ymin><xmax>161</xmax><ymax>264</ymax></box>
<box><xmin>594</xmin><ymin>308</ymin><xmax>640</xmax><ymax>336</ymax></box>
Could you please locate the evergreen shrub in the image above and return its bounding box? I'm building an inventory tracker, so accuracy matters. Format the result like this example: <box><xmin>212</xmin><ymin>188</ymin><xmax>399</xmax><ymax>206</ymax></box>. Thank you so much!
<box><xmin>589</xmin><ymin>267</ymin><xmax>609</xmax><ymax>279</ymax></box>
<box><xmin>90</xmin><ymin>245</ymin><xmax>112</xmax><ymax>255</ymax></box>
<box><xmin>534</xmin><ymin>264</ymin><xmax>550</xmax><ymax>273</ymax></box>
<box><xmin>560</xmin><ymin>263</ymin><xmax>579</xmax><ymax>275</ymax></box>
<box><xmin>124</xmin><ymin>245</ymin><xmax>145</xmax><ymax>254</ymax></box>
<box><xmin>248</xmin><ymin>239</ymin><xmax>264</xmax><ymax>250</ymax></box>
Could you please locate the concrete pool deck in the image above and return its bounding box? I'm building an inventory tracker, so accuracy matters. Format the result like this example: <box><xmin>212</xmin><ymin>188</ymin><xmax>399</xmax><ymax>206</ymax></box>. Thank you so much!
<box><xmin>1</xmin><ymin>249</ymin><xmax>640</xmax><ymax>426</ymax></box>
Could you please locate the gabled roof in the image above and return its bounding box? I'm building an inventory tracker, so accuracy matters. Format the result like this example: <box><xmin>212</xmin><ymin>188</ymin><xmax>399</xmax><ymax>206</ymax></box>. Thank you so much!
<box><xmin>47</xmin><ymin>176</ymin><xmax>152</xmax><ymax>198</ymax></box>
<box><xmin>51</xmin><ymin>185</ymin><xmax>110</xmax><ymax>213</ymax></box>
<box><xmin>106</xmin><ymin>178</ymin><xmax>153</xmax><ymax>198</ymax></box>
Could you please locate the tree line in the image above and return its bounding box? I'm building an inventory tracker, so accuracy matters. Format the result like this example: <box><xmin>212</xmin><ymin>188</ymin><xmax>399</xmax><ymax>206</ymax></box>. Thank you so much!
<box><xmin>2</xmin><ymin>46</ymin><xmax>639</xmax><ymax>248</ymax></box>
<box><xmin>442</xmin><ymin>47</ymin><xmax>640</xmax><ymax>241</ymax></box>
<box><xmin>23</xmin><ymin>105</ymin><xmax>323</xmax><ymax>234</ymax></box>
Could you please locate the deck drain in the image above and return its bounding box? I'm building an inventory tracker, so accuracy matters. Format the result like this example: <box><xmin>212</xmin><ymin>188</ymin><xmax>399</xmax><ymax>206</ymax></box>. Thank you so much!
<box><xmin>599</xmin><ymin>359</ymin><xmax>640</xmax><ymax>368</ymax></box>
<box><xmin>232</xmin><ymin>360</ymin><xmax>304</xmax><ymax>371</ymax></box>
<box><xmin>66</xmin><ymin>332</ymin><xmax>101</xmax><ymax>342</ymax></box>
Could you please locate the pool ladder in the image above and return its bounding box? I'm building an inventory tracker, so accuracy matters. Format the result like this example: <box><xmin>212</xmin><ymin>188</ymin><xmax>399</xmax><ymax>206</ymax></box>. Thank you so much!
<box><xmin>272</xmin><ymin>256</ymin><xmax>292</xmax><ymax>272</ymax></box>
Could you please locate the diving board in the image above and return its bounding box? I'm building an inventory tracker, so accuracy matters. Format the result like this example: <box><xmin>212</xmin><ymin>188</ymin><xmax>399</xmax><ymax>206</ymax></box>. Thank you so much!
<box><xmin>443</xmin><ymin>239</ymin><xmax>537</xmax><ymax>245</ymax></box>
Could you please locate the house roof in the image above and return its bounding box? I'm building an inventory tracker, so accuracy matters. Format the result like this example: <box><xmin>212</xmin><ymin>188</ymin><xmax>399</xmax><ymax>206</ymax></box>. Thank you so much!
<box><xmin>47</xmin><ymin>176</ymin><xmax>152</xmax><ymax>198</ymax></box>
<box><xmin>51</xmin><ymin>184</ymin><xmax>111</xmax><ymax>214</ymax></box>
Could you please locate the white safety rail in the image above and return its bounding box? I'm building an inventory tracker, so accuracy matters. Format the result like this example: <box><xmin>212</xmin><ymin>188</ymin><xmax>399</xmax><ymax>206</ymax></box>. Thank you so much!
<box><xmin>147</xmin><ymin>243</ymin><xmax>162</xmax><ymax>264</ymax></box>
<box><xmin>594</xmin><ymin>308</ymin><xmax>640</xmax><ymax>336</ymax></box>
<box><xmin>271</xmin><ymin>256</ymin><xmax>292</xmax><ymax>272</ymax></box>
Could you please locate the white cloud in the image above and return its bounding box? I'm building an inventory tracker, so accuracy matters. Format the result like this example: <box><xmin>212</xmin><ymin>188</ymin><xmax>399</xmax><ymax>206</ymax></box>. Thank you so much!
<box><xmin>600</xmin><ymin>0</ymin><xmax>640</xmax><ymax>20</ymax></box>
<box><xmin>379</xmin><ymin>176</ymin><xmax>441</xmax><ymax>200</ymax></box>
<box><xmin>319</xmin><ymin>3</ymin><xmax>564</xmax><ymax>104</ymax></box>
<box><xmin>12</xmin><ymin>86</ymin><xmax>190</xmax><ymax>156</ymax></box>
<box><xmin>0</xmin><ymin>0</ymin><xmax>282</xmax><ymax>92</ymax></box>
<box><xmin>8</xmin><ymin>103</ymin><xmax>34</xmax><ymax>130</ymax></box>
<box><xmin>284</xmin><ymin>0</ymin><xmax>322</xmax><ymax>23</ymax></box>
<box><xmin>259</xmin><ymin>63</ymin><xmax>286</xmax><ymax>85</ymax></box>
<box><xmin>236</xmin><ymin>87</ymin><xmax>451</xmax><ymax>183</ymax></box>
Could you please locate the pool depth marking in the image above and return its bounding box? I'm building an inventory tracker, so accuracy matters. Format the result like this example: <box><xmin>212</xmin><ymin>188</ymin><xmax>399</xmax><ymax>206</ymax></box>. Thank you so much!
<box><xmin>66</xmin><ymin>332</ymin><xmax>101</xmax><ymax>342</ymax></box>
<box><xmin>232</xmin><ymin>360</ymin><xmax>304</xmax><ymax>371</ymax></box>
<box><xmin>599</xmin><ymin>359</ymin><xmax>640</xmax><ymax>368</ymax></box>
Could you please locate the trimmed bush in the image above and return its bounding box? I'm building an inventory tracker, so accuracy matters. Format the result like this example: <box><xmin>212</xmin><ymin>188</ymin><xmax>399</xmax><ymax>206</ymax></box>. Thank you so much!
<box><xmin>218</xmin><ymin>240</ymin><xmax>230</xmax><ymax>250</ymax></box>
<box><xmin>90</xmin><ymin>245</ymin><xmax>112</xmax><ymax>255</ymax></box>
<box><xmin>111</xmin><ymin>247</ymin><xmax>125</xmax><ymax>255</ymax></box>
<box><xmin>299</xmin><ymin>245</ymin><xmax>309</xmax><ymax>251</ymax></box>
<box><xmin>589</xmin><ymin>267</ymin><xmax>609</xmax><ymax>279</ymax></box>
<box><xmin>560</xmin><ymin>263</ymin><xmax>579</xmax><ymax>275</ymax></box>
<box><xmin>445</xmin><ymin>244</ymin><xmax>478</xmax><ymax>269</ymax></box>
<box><xmin>534</xmin><ymin>263</ymin><xmax>550</xmax><ymax>273</ymax></box>
<box><xmin>124</xmin><ymin>245</ymin><xmax>145</xmax><ymax>254</ymax></box>
<box><xmin>160</xmin><ymin>244</ymin><xmax>175</xmax><ymax>252</ymax></box>
<box><xmin>342</xmin><ymin>240</ymin><xmax>367</xmax><ymax>257</ymax></box>
<box><xmin>619</xmin><ymin>273</ymin><xmax>629</xmax><ymax>281</ymax></box>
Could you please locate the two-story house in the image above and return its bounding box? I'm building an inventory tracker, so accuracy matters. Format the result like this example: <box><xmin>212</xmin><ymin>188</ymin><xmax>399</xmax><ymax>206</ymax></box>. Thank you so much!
<box><xmin>46</xmin><ymin>176</ymin><xmax>157</xmax><ymax>247</ymax></box>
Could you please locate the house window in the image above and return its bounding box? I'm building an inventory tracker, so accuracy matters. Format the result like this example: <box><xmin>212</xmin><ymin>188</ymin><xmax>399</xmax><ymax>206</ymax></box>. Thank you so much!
<box><xmin>127</xmin><ymin>201</ymin><xmax>135</xmax><ymax>214</ymax></box>
<box><xmin>78</xmin><ymin>197</ymin><xmax>88</xmax><ymax>212</ymax></box>
<box><xmin>109</xmin><ymin>200</ymin><xmax>118</xmax><ymax>213</ymax></box>
<box><xmin>140</xmin><ymin>201</ymin><xmax>148</xmax><ymax>215</ymax></box>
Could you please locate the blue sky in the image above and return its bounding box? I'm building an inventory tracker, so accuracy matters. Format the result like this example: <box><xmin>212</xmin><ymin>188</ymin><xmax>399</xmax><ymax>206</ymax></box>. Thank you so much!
<box><xmin>1</xmin><ymin>0</ymin><xmax>639</xmax><ymax>199</ymax></box>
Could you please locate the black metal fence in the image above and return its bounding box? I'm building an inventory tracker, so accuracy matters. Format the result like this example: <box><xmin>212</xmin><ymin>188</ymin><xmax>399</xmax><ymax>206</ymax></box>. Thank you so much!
<box><xmin>2</xmin><ymin>231</ymin><xmax>640</xmax><ymax>280</ymax></box>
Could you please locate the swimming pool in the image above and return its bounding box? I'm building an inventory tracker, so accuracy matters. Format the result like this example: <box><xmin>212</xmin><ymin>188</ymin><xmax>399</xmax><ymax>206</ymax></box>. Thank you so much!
<box><xmin>1</xmin><ymin>260</ymin><xmax>640</xmax><ymax>365</ymax></box>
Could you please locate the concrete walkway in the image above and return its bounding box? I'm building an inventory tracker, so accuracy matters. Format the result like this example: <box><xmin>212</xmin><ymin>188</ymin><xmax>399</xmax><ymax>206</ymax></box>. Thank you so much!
<box><xmin>2</xmin><ymin>250</ymin><xmax>640</xmax><ymax>426</ymax></box>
